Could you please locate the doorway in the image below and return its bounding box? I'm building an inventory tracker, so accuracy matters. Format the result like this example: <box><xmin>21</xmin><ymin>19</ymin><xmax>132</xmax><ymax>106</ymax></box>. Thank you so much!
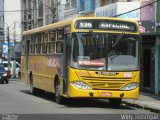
<box><xmin>141</xmin><ymin>36</ymin><xmax>155</xmax><ymax>93</ymax></box>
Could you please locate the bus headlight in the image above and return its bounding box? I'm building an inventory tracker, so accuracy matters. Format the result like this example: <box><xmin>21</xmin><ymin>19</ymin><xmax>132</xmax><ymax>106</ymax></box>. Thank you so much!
<box><xmin>120</xmin><ymin>82</ymin><xmax>139</xmax><ymax>90</ymax></box>
<box><xmin>70</xmin><ymin>81</ymin><xmax>92</xmax><ymax>90</ymax></box>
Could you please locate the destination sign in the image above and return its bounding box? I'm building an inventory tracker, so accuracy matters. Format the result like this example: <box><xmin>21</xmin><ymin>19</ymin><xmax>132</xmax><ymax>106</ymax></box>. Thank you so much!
<box><xmin>99</xmin><ymin>22</ymin><xmax>131</xmax><ymax>30</ymax></box>
<box><xmin>75</xmin><ymin>20</ymin><xmax>137</xmax><ymax>32</ymax></box>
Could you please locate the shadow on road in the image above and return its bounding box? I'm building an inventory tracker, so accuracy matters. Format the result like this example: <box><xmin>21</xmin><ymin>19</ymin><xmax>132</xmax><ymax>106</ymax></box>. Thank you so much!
<box><xmin>20</xmin><ymin>89</ymin><xmax>135</xmax><ymax>110</ymax></box>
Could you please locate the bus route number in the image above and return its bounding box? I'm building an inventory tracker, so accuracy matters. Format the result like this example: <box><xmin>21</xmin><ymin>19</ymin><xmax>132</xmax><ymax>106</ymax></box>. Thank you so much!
<box><xmin>79</xmin><ymin>22</ymin><xmax>92</xmax><ymax>28</ymax></box>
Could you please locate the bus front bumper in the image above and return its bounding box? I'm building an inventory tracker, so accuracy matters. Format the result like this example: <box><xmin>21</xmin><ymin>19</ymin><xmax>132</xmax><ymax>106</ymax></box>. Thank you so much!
<box><xmin>68</xmin><ymin>85</ymin><xmax>139</xmax><ymax>99</ymax></box>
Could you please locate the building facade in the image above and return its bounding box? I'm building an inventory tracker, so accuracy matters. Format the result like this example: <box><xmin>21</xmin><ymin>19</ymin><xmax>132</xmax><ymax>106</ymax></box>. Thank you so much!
<box><xmin>155</xmin><ymin>0</ymin><xmax>160</xmax><ymax>95</ymax></box>
<box><xmin>21</xmin><ymin>0</ymin><xmax>65</xmax><ymax>32</ymax></box>
<box><xmin>63</xmin><ymin>0</ymin><xmax>95</xmax><ymax>20</ymax></box>
<box><xmin>21</xmin><ymin>0</ymin><xmax>43</xmax><ymax>31</ymax></box>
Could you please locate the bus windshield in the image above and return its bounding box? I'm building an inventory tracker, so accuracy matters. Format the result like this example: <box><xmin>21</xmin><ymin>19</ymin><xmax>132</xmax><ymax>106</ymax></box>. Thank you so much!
<box><xmin>71</xmin><ymin>32</ymin><xmax>140</xmax><ymax>71</ymax></box>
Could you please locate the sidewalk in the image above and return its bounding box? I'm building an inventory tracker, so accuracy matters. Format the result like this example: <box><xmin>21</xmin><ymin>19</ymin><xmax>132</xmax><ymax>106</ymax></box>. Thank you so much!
<box><xmin>123</xmin><ymin>92</ymin><xmax>160</xmax><ymax>113</ymax></box>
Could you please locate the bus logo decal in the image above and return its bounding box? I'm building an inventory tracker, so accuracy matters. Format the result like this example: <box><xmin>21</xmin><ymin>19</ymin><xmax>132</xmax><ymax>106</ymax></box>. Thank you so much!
<box><xmin>48</xmin><ymin>58</ymin><xmax>59</xmax><ymax>68</ymax></box>
<box><xmin>96</xmin><ymin>72</ymin><xmax>118</xmax><ymax>76</ymax></box>
<box><xmin>47</xmin><ymin>56</ymin><xmax>63</xmax><ymax>76</ymax></box>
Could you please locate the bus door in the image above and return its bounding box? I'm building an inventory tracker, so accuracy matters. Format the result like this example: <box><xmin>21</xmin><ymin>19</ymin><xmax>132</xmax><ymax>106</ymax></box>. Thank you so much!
<box><xmin>63</xmin><ymin>33</ymin><xmax>71</xmax><ymax>94</ymax></box>
<box><xmin>26</xmin><ymin>39</ymin><xmax>30</xmax><ymax>85</ymax></box>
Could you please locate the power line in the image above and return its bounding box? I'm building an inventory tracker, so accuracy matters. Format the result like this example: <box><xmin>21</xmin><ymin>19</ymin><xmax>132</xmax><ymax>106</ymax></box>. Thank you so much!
<box><xmin>1</xmin><ymin>0</ymin><xmax>159</xmax><ymax>17</ymax></box>
<box><xmin>0</xmin><ymin>8</ymin><xmax>52</xmax><ymax>13</ymax></box>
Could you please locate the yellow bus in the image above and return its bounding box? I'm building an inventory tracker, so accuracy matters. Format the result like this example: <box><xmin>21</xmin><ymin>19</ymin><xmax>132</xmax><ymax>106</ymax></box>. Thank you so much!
<box><xmin>21</xmin><ymin>17</ymin><xmax>141</xmax><ymax>106</ymax></box>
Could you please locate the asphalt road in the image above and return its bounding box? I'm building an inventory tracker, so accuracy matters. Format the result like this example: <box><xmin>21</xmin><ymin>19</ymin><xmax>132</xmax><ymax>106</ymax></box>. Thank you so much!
<box><xmin>0</xmin><ymin>79</ymin><xmax>155</xmax><ymax>115</ymax></box>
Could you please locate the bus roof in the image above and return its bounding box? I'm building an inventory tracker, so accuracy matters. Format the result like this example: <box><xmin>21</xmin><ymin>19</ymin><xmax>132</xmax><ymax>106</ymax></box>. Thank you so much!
<box><xmin>23</xmin><ymin>17</ymin><xmax>139</xmax><ymax>36</ymax></box>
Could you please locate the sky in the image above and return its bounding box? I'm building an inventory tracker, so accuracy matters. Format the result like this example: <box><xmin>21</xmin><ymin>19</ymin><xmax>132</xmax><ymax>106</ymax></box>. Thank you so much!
<box><xmin>4</xmin><ymin>0</ymin><xmax>21</xmax><ymax>42</ymax></box>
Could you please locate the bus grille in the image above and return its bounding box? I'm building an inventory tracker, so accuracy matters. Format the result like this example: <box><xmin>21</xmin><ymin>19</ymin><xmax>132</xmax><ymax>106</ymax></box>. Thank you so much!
<box><xmin>80</xmin><ymin>76</ymin><xmax>131</xmax><ymax>90</ymax></box>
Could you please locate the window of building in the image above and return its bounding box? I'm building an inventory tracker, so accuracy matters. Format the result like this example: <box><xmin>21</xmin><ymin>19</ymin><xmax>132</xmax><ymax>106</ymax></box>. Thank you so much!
<box><xmin>65</xmin><ymin>0</ymin><xmax>70</xmax><ymax>10</ymax></box>
<box><xmin>80</xmin><ymin>0</ymin><xmax>84</xmax><ymax>11</ymax></box>
<box><xmin>38</xmin><ymin>0</ymin><xmax>43</xmax><ymax>18</ymax></box>
<box><xmin>92</xmin><ymin>0</ymin><xmax>96</xmax><ymax>10</ymax></box>
<box><xmin>71</xmin><ymin>0</ymin><xmax>77</xmax><ymax>9</ymax></box>
<box><xmin>109</xmin><ymin>0</ymin><xmax>117</xmax><ymax>4</ymax></box>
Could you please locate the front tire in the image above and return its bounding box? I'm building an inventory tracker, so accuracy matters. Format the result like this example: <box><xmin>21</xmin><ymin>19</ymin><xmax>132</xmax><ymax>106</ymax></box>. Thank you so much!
<box><xmin>55</xmin><ymin>80</ymin><xmax>64</xmax><ymax>104</ymax></box>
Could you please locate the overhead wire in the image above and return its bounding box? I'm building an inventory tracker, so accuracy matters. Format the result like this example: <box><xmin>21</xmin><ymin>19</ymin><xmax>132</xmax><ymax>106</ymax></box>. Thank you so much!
<box><xmin>114</xmin><ymin>0</ymin><xmax>159</xmax><ymax>17</ymax></box>
<box><xmin>0</xmin><ymin>0</ymin><xmax>159</xmax><ymax>17</ymax></box>
<box><xmin>0</xmin><ymin>0</ymin><xmax>53</xmax><ymax>13</ymax></box>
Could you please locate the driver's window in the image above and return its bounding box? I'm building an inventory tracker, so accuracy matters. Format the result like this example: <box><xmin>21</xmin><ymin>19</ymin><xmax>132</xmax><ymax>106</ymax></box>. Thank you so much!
<box><xmin>72</xmin><ymin>38</ymin><xmax>79</xmax><ymax>62</ymax></box>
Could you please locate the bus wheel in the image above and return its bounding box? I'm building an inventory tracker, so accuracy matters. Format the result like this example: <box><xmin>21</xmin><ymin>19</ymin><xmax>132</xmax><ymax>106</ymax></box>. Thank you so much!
<box><xmin>109</xmin><ymin>98</ymin><xmax>122</xmax><ymax>107</ymax></box>
<box><xmin>55</xmin><ymin>80</ymin><xmax>64</xmax><ymax>104</ymax></box>
<box><xmin>30</xmin><ymin>75</ymin><xmax>38</xmax><ymax>95</ymax></box>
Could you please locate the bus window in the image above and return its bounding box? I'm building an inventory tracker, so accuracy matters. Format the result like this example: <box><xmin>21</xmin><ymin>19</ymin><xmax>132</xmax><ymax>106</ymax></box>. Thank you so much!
<box><xmin>42</xmin><ymin>43</ymin><xmax>47</xmax><ymax>54</ymax></box>
<box><xmin>48</xmin><ymin>43</ymin><xmax>55</xmax><ymax>53</ymax></box>
<box><xmin>50</xmin><ymin>30</ymin><xmax>56</xmax><ymax>41</ymax></box>
<box><xmin>56</xmin><ymin>42</ymin><xmax>63</xmax><ymax>53</ymax></box>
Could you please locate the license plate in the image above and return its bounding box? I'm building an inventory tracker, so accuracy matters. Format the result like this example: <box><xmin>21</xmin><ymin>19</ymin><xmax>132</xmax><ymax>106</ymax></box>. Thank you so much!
<box><xmin>101</xmin><ymin>92</ymin><xmax>112</xmax><ymax>97</ymax></box>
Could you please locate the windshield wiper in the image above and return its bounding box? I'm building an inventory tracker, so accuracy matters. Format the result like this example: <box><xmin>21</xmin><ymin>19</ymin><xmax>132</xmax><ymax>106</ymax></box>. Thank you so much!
<box><xmin>112</xmin><ymin>32</ymin><xmax>125</xmax><ymax>47</ymax></box>
<box><xmin>89</xmin><ymin>30</ymin><xmax>103</xmax><ymax>49</ymax></box>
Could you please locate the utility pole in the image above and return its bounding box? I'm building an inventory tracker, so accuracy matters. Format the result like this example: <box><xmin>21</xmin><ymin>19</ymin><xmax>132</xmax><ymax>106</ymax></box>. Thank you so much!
<box><xmin>13</xmin><ymin>21</ymin><xmax>16</xmax><ymax>59</ymax></box>
<box><xmin>7</xmin><ymin>26</ymin><xmax>11</xmax><ymax>78</ymax></box>
<box><xmin>51</xmin><ymin>0</ymin><xmax>57</xmax><ymax>23</ymax></box>
<box><xmin>13</xmin><ymin>21</ymin><xmax>16</xmax><ymax>78</ymax></box>
<box><xmin>0</xmin><ymin>31</ymin><xmax>4</xmax><ymax>63</ymax></box>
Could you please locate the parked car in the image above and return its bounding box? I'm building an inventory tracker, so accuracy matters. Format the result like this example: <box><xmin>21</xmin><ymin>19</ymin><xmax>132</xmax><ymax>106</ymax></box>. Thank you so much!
<box><xmin>3</xmin><ymin>61</ymin><xmax>20</xmax><ymax>78</ymax></box>
<box><xmin>0</xmin><ymin>63</ymin><xmax>9</xmax><ymax>84</ymax></box>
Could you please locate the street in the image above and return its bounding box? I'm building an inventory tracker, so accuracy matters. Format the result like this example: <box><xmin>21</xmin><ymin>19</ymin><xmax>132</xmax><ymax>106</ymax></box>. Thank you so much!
<box><xmin>0</xmin><ymin>79</ymin><xmax>155</xmax><ymax>114</ymax></box>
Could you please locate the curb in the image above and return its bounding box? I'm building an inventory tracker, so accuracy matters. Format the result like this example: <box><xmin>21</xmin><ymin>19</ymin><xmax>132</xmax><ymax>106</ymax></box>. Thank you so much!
<box><xmin>123</xmin><ymin>101</ymin><xmax>160</xmax><ymax>113</ymax></box>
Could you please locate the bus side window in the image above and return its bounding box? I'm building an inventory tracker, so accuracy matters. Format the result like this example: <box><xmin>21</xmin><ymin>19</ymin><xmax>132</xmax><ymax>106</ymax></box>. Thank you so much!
<box><xmin>30</xmin><ymin>35</ymin><xmax>35</xmax><ymax>54</ymax></box>
<box><xmin>73</xmin><ymin>37</ymin><xmax>79</xmax><ymax>62</ymax></box>
<box><xmin>48</xmin><ymin>30</ymin><xmax>56</xmax><ymax>54</ymax></box>
<box><xmin>41</xmin><ymin>32</ymin><xmax>48</xmax><ymax>54</ymax></box>
<box><xmin>56</xmin><ymin>28</ymin><xmax>64</xmax><ymax>53</ymax></box>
